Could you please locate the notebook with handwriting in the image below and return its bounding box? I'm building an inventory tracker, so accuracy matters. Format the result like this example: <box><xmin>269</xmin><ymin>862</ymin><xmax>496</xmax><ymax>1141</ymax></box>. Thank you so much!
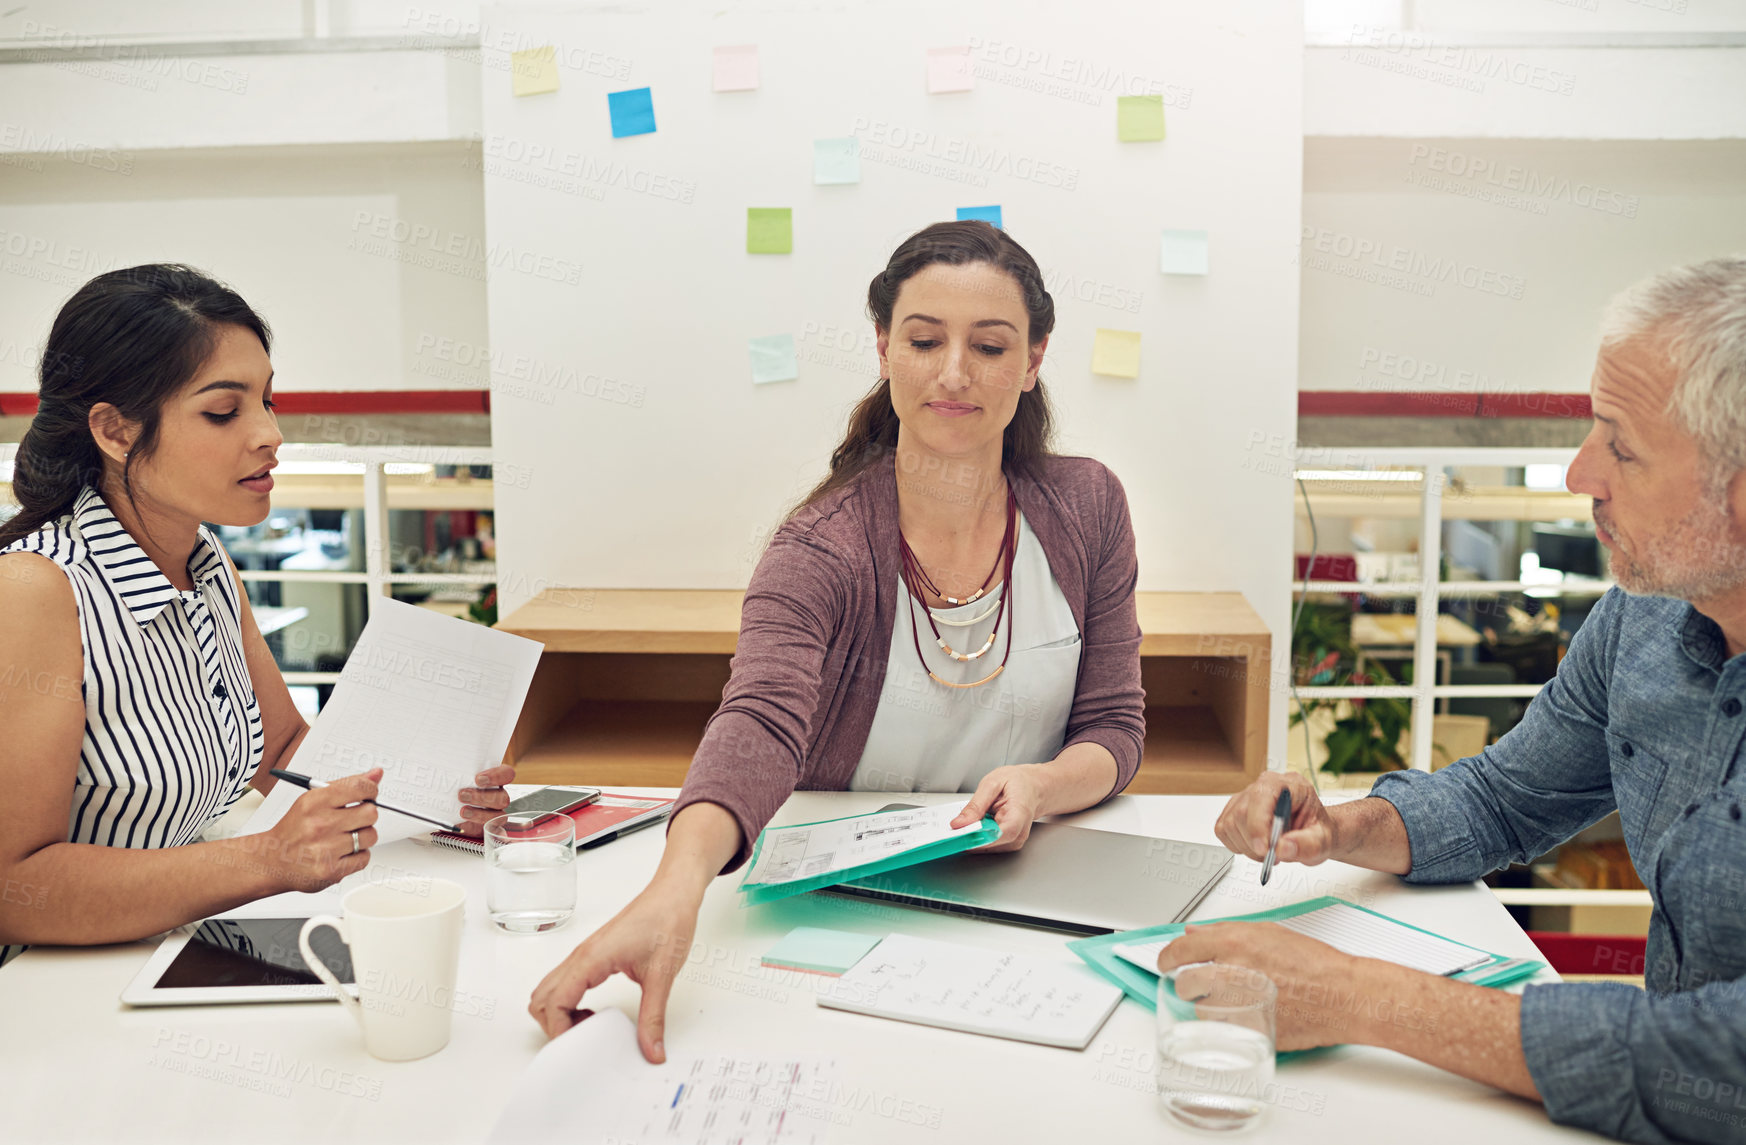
<box><xmin>816</xmin><ymin>933</ymin><xmax>1122</xmax><ymax>1050</ymax></box>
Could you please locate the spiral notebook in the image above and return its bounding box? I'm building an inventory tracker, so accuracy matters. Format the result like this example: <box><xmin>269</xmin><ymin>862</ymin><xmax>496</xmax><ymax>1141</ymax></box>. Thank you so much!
<box><xmin>429</xmin><ymin>792</ymin><xmax>673</xmax><ymax>854</ymax></box>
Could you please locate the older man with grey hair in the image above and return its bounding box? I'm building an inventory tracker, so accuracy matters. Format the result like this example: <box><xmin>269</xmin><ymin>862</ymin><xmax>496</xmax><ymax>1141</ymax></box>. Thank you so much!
<box><xmin>1170</xmin><ymin>256</ymin><xmax>1746</xmax><ymax>1145</ymax></box>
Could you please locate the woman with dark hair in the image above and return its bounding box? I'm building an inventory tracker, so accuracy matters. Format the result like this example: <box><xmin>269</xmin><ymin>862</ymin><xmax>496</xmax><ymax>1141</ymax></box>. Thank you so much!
<box><xmin>529</xmin><ymin>220</ymin><xmax>1146</xmax><ymax>1058</ymax></box>
<box><xmin>0</xmin><ymin>264</ymin><xmax>513</xmax><ymax>969</ymax></box>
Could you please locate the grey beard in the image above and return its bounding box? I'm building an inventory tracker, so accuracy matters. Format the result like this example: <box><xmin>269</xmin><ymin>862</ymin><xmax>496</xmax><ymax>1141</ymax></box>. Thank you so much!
<box><xmin>1609</xmin><ymin>494</ymin><xmax>1746</xmax><ymax>603</ymax></box>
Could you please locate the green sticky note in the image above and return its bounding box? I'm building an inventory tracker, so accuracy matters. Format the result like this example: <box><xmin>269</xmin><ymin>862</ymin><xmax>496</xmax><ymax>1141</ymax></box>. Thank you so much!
<box><xmin>747</xmin><ymin>207</ymin><xmax>792</xmax><ymax>254</ymax></box>
<box><xmin>1092</xmin><ymin>328</ymin><xmax>1141</xmax><ymax>378</ymax></box>
<box><xmin>511</xmin><ymin>45</ymin><xmax>559</xmax><ymax>97</ymax></box>
<box><xmin>762</xmin><ymin>927</ymin><xmax>883</xmax><ymax>975</ymax></box>
<box><xmin>1117</xmin><ymin>94</ymin><xmax>1166</xmax><ymax>141</ymax></box>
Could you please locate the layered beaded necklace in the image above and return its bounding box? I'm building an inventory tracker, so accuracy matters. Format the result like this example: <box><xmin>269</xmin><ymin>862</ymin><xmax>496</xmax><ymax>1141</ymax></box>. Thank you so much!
<box><xmin>897</xmin><ymin>487</ymin><xmax>1018</xmax><ymax>690</ymax></box>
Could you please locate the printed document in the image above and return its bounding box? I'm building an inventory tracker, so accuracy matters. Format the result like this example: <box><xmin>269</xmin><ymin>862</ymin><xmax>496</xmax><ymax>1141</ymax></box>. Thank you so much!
<box><xmin>240</xmin><ymin>598</ymin><xmax>542</xmax><ymax>844</ymax></box>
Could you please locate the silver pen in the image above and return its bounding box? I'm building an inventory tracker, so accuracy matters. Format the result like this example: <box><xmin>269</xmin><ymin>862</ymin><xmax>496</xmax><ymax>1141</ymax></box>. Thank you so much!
<box><xmin>1260</xmin><ymin>787</ymin><xmax>1291</xmax><ymax>886</ymax></box>
<box><xmin>269</xmin><ymin>768</ymin><xmax>458</xmax><ymax>831</ymax></box>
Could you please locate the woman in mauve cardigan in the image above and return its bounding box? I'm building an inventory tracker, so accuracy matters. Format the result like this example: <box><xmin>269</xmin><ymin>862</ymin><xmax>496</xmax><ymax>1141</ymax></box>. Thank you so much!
<box><xmin>530</xmin><ymin>221</ymin><xmax>1145</xmax><ymax>1060</ymax></box>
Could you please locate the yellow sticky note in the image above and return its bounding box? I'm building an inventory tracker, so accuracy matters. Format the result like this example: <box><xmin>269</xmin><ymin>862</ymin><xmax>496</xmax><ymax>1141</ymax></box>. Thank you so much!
<box><xmin>512</xmin><ymin>45</ymin><xmax>559</xmax><ymax>97</ymax></box>
<box><xmin>1117</xmin><ymin>94</ymin><xmax>1165</xmax><ymax>141</ymax></box>
<box><xmin>1091</xmin><ymin>329</ymin><xmax>1141</xmax><ymax>378</ymax></box>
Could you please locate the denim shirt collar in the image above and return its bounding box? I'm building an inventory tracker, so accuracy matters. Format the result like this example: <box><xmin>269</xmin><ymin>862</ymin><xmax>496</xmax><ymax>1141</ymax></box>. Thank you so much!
<box><xmin>1676</xmin><ymin>602</ymin><xmax>1731</xmax><ymax>673</ymax></box>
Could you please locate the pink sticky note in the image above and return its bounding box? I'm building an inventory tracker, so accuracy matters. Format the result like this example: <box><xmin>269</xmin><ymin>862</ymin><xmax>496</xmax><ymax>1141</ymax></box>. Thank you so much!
<box><xmin>713</xmin><ymin>44</ymin><xmax>759</xmax><ymax>92</ymax></box>
<box><xmin>927</xmin><ymin>45</ymin><xmax>972</xmax><ymax>93</ymax></box>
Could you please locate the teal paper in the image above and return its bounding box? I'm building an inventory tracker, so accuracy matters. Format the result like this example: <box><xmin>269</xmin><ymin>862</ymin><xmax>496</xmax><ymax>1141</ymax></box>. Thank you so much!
<box><xmin>762</xmin><ymin>927</ymin><xmax>883</xmax><ymax>974</ymax></box>
<box><xmin>739</xmin><ymin>809</ymin><xmax>999</xmax><ymax>906</ymax></box>
<box><xmin>1067</xmin><ymin>896</ymin><xmax>1546</xmax><ymax>1014</ymax></box>
<box><xmin>956</xmin><ymin>204</ymin><xmax>1003</xmax><ymax>229</ymax></box>
<box><xmin>748</xmin><ymin>333</ymin><xmax>798</xmax><ymax>384</ymax></box>
<box><xmin>813</xmin><ymin>138</ymin><xmax>861</xmax><ymax>185</ymax></box>
<box><xmin>1160</xmin><ymin>228</ymin><xmax>1209</xmax><ymax>275</ymax></box>
<box><xmin>607</xmin><ymin>87</ymin><xmax>656</xmax><ymax>138</ymax></box>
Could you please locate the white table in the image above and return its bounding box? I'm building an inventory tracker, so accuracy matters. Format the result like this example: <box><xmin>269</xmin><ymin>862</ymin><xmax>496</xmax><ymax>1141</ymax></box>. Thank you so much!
<box><xmin>0</xmin><ymin>792</ymin><xmax>1593</xmax><ymax>1143</ymax></box>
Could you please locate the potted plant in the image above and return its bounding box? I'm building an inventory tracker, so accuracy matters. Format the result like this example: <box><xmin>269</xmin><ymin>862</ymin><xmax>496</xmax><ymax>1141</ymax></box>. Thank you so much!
<box><xmin>1290</xmin><ymin>600</ymin><xmax>1412</xmax><ymax>787</ymax></box>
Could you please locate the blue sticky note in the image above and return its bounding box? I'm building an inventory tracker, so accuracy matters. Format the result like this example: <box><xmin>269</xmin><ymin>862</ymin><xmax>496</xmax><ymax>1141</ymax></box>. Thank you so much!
<box><xmin>1160</xmin><ymin>228</ymin><xmax>1210</xmax><ymax>275</ymax></box>
<box><xmin>762</xmin><ymin>927</ymin><xmax>883</xmax><ymax>975</ymax></box>
<box><xmin>956</xmin><ymin>204</ymin><xmax>1003</xmax><ymax>229</ymax></box>
<box><xmin>607</xmin><ymin>87</ymin><xmax>656</xmax><ymax>138</ymax></box>
<box><xmin>748</xmin><ymin>333</ymin><xmax>798</xmax><ymax>385</ymax></box>
<box><xmin>813</xmin><ymin>137</ymin><xmax>861</xmax><ymax>185</ymax></box>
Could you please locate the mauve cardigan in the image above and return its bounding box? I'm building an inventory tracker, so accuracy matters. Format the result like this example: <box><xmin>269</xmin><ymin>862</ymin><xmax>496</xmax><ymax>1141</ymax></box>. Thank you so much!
<box><xmin>671</xmin><ymin>453</ymin><xmax>1146</xmax><ymax>872</ymax></box>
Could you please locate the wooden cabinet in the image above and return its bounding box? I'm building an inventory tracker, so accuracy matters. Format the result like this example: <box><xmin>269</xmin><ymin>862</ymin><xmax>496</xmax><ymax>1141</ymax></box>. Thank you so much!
<box><xmin>497</xmin><ymin>589</ymin><xmax>1269</xmax><ymax>793</ymax></box>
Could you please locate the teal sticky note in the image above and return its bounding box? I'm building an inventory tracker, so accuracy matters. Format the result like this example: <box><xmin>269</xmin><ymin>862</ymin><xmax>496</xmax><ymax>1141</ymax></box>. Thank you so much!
<box><xmin>1161</xmin><ymin>228</ymin><xmax>1209</xmax><ymax>275</ymax></box>
<box><xmin>956</xmin><ymin>204</ymin><xmax>1002</xmax><ymax>229</ymax></box>
<box><xmin>747</xmin><ymin>207</ymin><xmax>793</xmax><ymax>254</ymax></box>
<box><xmin>748</xmin><ymin>333</ymin><xmax>798</xmax><ymax>384</ymax></box>
<box><xmin>762</xmin><ymin>927</ymin><xmax>882</xmax><ymax>975</ymax></box>
<box><xmin>813</xmin><ymin>137</ymin><xmax>860</xmax><ymax>185</ymax></box>
<box><xmin>607</xmin><ymin>87</ymin><xmax>656</xmax><ymax>138</ymax></box>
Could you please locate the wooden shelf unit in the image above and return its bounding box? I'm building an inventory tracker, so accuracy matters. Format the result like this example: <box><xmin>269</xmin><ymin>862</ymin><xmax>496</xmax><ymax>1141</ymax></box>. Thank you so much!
<box><xmin>497</xmin><ymin>589</ymin><xmax>1270</xmax><ymax>793</ymax></box>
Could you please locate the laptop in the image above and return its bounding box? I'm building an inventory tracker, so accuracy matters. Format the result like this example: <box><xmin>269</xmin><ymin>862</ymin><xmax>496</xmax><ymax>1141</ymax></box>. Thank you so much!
<box><xmin>821</xmin><ymin>805</ymin><xmax>1233</xmax><ymax>935</ymax></box>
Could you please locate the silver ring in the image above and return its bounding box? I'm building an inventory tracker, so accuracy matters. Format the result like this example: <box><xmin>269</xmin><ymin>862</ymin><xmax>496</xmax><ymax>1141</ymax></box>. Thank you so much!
<box><xmin>350</xmin><ymin>830</ymin><xmax>361</xmax><ymax>855</ymax></box>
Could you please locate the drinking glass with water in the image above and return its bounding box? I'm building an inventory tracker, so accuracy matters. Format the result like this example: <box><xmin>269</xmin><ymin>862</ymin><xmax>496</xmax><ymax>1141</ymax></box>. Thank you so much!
<box><xmin>1156</xmin><ymin>962</ymin><xmax>1277</xmax><ymax>1132</ymax></box>
<box><xmin>484</xmin><ymin>813</ymin><xmax>576</xmax><ymax>933</ymax></box>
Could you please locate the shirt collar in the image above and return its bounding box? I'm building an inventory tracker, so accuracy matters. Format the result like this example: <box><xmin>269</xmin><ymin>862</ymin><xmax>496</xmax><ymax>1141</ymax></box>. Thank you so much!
<box><xmin>1676</xmin><ymin>601</ymin><xmax>1729</xmax><ymax>672</ymax></box>
<box><xmin>73</xmin><ymin>487</ymin><xmax>228</xmax><ymax>627</ymax></box>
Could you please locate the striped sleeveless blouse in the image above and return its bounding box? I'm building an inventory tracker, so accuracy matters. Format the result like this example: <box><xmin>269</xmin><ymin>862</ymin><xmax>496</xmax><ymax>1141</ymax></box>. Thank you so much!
<box><xmin>0</xmin><ymin>486</ymin><xmax>265</xmax><ymax>968</ymax></box>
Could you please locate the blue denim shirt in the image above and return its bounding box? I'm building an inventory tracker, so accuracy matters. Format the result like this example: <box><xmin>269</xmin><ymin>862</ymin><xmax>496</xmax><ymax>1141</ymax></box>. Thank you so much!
<box><xmin>1371</xmin><ymin>588</ymin><xmax>1746</xmax><ymax>1145</ymax></box>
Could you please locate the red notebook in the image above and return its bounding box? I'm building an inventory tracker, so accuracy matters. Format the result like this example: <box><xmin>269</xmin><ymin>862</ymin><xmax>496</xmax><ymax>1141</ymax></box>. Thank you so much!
<box><xmin>429</xmin><ymin>792</ymin><xmax>675</xmax><ymax>854</ymax></box>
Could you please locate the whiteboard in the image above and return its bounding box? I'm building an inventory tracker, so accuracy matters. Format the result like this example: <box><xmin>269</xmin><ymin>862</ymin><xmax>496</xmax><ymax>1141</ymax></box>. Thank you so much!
<box><xmin>480</xmin><ymin>0</ymin><xmax>1302</xmax><ymax>752</ymax></box>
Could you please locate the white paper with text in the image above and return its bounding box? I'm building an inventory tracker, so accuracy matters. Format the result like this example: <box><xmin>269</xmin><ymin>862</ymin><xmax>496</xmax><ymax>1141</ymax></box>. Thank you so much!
<box><xmin>240</xmin><ymin>598</ymin><xmax>542</xmax><ymax>844</ymax></box>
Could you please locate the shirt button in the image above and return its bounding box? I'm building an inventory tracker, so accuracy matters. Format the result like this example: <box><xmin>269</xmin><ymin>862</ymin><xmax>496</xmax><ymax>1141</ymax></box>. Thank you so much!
<box><xmin>1621</xmin><ymin>742</ymin><xmax>1635</xmax><ymax>758</ymax></box>
<box><xmin>227</xmin><ymin>768</ymin><xmax>238</xmax><ymax>779</ymax></box>
<box><xmin>213</xmin><ymin>682</ymin><xmax>227</xmax><ymax>700</ymax></box>
<box><xmin>1724</xmin><ymin>697</ymin><xmax>1742</xmax><ymax>718</ymax></box>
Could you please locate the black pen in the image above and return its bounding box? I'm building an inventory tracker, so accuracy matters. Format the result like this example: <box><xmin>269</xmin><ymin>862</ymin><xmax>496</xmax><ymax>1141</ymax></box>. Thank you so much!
<box><xmin>577</xmin><ymin>811</ymin><xmax>671</xmax><ymax>850</ymax></box>
<box><xmin>269</xmin><ymin>768</ymin><xmax>458</xmax><ymax>831</ymax></box>
<box><xmin>1260</xmin><ymin>787</ymin><xmax>1291</xmax><ymax>886</ymax></box>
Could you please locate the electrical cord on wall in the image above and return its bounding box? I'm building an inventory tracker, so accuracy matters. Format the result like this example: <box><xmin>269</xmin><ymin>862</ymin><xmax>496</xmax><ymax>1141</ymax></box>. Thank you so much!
<box><xmin>1292</xmin><ymin>476</ymin><xmax>1321</xmax><ymax>795</ymax></box>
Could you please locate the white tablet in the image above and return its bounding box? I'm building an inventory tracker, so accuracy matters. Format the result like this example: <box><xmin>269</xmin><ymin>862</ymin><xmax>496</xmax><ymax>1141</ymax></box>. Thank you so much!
<box><xmin>120</xmin><ymin>916</ymin><xmax>360</xmax><ymax>1007</ymax></box>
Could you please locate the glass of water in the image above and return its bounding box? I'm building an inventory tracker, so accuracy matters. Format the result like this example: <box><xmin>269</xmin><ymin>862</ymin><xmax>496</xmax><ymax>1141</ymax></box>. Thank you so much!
<box><xmin>1156</xmin><ymin>962</ymin><xmax>1277</xmax><ymax>1132</ymax></box>
<box><xmin>484</xmin><ymin>813</ymin><xmax>576</xmax><ymax>934</ymax></box>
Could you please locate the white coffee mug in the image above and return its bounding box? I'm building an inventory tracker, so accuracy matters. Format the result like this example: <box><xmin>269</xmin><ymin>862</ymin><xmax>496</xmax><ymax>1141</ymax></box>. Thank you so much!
<box><xmin>298</xmin><ymin>877</ymin><xmax>466</xmax><ymax>1062</ymax></box>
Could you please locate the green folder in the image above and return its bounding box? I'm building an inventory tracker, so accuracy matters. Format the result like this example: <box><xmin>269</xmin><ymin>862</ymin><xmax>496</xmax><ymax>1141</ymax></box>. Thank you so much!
<box><xmin>1067</xmin><ymin>895</ymin><xmax>1547</xmax><ymax>1014</ymax></box>
<box><xmin>739</xmin><ymin>807</ymin><xmax>999</xmax><ymax>906</ymax></box>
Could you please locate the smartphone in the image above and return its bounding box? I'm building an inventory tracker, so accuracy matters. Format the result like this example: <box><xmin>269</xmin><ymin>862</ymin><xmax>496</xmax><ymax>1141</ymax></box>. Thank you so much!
<box><xmin>503</xmin><ymin>786</ymin><xmax>600</xmax><ymax>819</ymax></box>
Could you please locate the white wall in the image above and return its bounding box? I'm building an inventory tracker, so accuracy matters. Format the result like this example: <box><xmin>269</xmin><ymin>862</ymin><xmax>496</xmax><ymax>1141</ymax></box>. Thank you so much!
<box><xmin>1310</xmin><ymin>0</ymin><xmax>1746</xmax><ymax>37</ymax></box>
<box><xmin>1306</xmin><ymin>43</ymin><xmax>1746</xmax><ymax>139</ymax></box>
<box><xmin>0</xmin><ymin>50</ymin><xmax>481</xmax><ymax>151</ymax></box>
<box><xmin>1300</xmin><ymin>137</ymin><xmax>1746</xmax><ymax>395</ymax></box>
<box><xmin>0</xmin><ymin>143</ymin><xmax>488</xmax><ymax>393</ymax></box>
<box><xmin>481</xmin><ymin>0</ymin><xmax>1305</xmax><ymax>761</ymax></box>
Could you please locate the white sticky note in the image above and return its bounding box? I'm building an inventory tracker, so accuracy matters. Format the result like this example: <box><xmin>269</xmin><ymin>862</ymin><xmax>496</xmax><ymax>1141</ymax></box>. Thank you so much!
<box><xmin>712</xmin><ymin>44</ymin><xmax>759</xmax><ymax>92</ymax></box>
<box><xmin>749</xmin><ymin>334</ymin><xmax>799</xmax><ymax>385</ymax></box>
<box><xmin>1161</xmin><ymin>229</ymin><xmax>1210</xmax><ymax>276</ymax></box>
<box><xmin>927</xmin><ymin>45</ymin><xmax>973</xmax><ymax>93</ymax></box>
<box><xmin>813</xmin><ymin>137</ymin><xmax>860</xmax><ymax>184</ymax></box>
